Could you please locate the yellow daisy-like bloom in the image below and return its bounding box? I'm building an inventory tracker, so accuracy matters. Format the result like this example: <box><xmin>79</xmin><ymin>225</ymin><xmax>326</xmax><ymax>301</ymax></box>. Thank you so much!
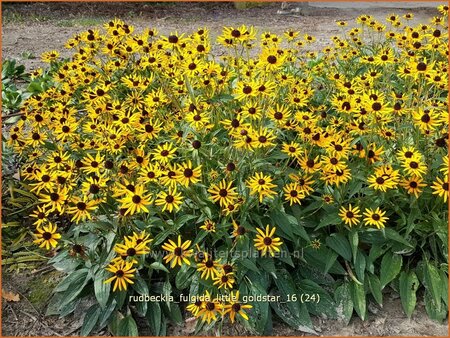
<box><xmin>246</xmin><ymin>172</ymin><xmax>277</xmax><ymax>203</ymax></box>
<box><xmin>339</xmin><ymin>204</ymin><xmax>362</xmax><ymax>226</ymax></box>
<box><xmin>283</xmin><ymin>182</ymin><xmax>305</xmax><ymax>205</ymax></box>
<box><xmin>33</xmin><ymin>223</ymin><xmax>61</xmax><ymax>250</ymax></box>
<box><xmin>363</xmin><ymin>207</ymin><xmax>388</xmax><ymax>229</ymax></box>
<box><xmin>175</xmin><ymin>160</ymin><xmax>202</xmax><ymax>187</ymax></box>
<box><xmin>67</xmin><ymin>195</ymin><xmax>100</xmax><ymax>223</ymax></box>
<box><xmin>212</xmin><ymin>272</ymin><xmax>235</xmax><ymax>289</ymax></box>
<box><xmin>254</xmin><ymin>225</ymin><xmax>283</xmax><ymax>257</ymax></box>
<box><xmin>151</xmin><ymin>142</ymin><xmax>177</xmax><ymax>164</ymax></box>
<box><xmin>114</xmin><ymin>234</ymin><xmax>151</xmax><ymax>258</ymax></box>
<box><xmin>208</xmin><ymin>179</ymin><xmax>238</xmax><ymax>207</ymax></box>
<box><xmin>196</xmin><ymin>291</ymin><xmax>222</xmax><ymax>324</ymax></box>
<box><xmin>401</xmin><ymin>158</ymin><xmax>427</xmax><ymax>178</ymax></box>
<box><xmin>161</xmin><ymin>235</ymin><xmax>193</xmax><ymax>268</ymax></box>
<box><xmin>431</xmin><ymin>175</ymin><xmax>449</xmax><ymax>202</ymax></box>
<box><xmin>39</xmin><ymin>186</ymin><xmax>69</xmax><ymax>213</ymax></box>
<box><xmin>120</xmin><ymin>185</ymin><xmax>152</xmax><ymax>216</ymax></box>
<box><xmin>41</xmin><ymin>50</ymin><xmax>60</xmax><ymax>63</ymax></box>
<box><xmin>155</xmin><ymin>187</ymin><xmax>184</xmax><ymax>213</ymax></box>
<box><xmin>196</xmin><ymin>253</ymin><xmax>220</xmax><ymax>280</ymax></box>
<box><xmin>200</xmin><ymin>219</ymin><xmax>216</xmax><ymax>233</ymax></box>
<box><xmin>400</xmin><ymin>176</ymin><xmax>426</xmax><ymax>198</ymax></box>
<box><xmin>104</xmin><ymin>260</ymin><xmax>136</xmax><ymax>292</ymax></box>
<box><xmin>187</xmin><ymin>299</ymin><xmax>204</xmax><ymax>316</ymax></box>
<box><xmin>223</xmin><ymin>291</ymin><xmax>253</xmax><ymax>323</ymax></box>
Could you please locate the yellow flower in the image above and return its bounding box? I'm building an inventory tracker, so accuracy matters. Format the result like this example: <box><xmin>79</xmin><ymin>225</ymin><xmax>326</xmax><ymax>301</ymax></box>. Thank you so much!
<box><xmin>161</xmin><ymin>236</ymin><xmax>193</xmax><ymax>268</ymax></box>
<box><xmin>33</xmin><ymin>223</ymin><xmax>61</xmax><ymax>250</ymax></box>
<box><xmin>339</xmin><ymin>204</ymin><xmax>362</xmax><ymax>226</ymax></box>
<box><xmin>246</xmin><ymin>172</ymin><xmax>277</xmax><ymax>203</ymax></box>
<box><xmin>254</xmin><ymin>225</ymin><xmax>283</xmax><ymax>257</ymax></box>
<box><xmin>208</xmin><ymin>179</ymin><xmax>238</xmax><ymax>207</ymax></box>
<box><xmin>155</xmin><ymin>188</ymin><xmax>183</xmax><ymax>213</ymax></box>
<box><xmin>223</xmin><ymin>291</ymin><xmax>252</xmax><ymax>323</ymax></box>
<box><xmin>104</xmin><ymin>261</ymin><xmax>136</xmax><ymax>292</ymax></box>
<box><xmin>363</xmin><ymin>207</ymin><xmax>388</xmax><ymax>229</ymax></box>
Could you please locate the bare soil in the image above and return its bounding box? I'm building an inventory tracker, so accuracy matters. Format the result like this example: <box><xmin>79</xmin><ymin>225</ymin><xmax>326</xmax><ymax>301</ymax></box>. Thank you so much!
<box><xmin>1</xmin><ymin>2</ymin><xmax>447</xmax><ymax>336</ymax></box>
<box><xmin>1</xmin><ymin>2</ymin><xmax>438</xmax><ymax>71</ymax></box>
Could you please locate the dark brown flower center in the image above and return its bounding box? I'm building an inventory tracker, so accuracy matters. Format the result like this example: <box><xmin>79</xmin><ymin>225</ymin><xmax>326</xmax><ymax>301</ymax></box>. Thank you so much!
<box><xmin>263</xmin><ymin>237</ymin><xmax>273</xmax><ymax>245</ymax></box>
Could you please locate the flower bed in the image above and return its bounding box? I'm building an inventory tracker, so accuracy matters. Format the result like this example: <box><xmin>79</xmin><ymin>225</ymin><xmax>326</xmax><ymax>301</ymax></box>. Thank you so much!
<box><xmin>4</xmin><ymin>6</ymin><xmax>449</xmax><ymax>335</ymax></box>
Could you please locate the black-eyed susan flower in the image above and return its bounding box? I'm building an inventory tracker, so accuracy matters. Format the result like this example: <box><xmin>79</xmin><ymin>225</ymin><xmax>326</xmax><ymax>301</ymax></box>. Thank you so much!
<box><xmin>339</xmin><ymin>204</ymin><xmax>362</xmax><ymax>226</ymax></box>
<box><xmin>67</xmin><ymin>195</ymin><xmax>100</xmax><ymax>223</ymax></box>
<box><xmin>223</xmin><ymin>291</ymin><xmax>252</xmax><ymax>323</ymax></box>
<box><xmin>212</xmin><ymin>271</ymin><xmax>235</xmax><ymax>289</ymax></box>
<box><xmin>120</xmin><ymin>185</ymin><xmax>152</xmax><ymax>216</ymax></box>
<box><xmin>196</xmin><ymin>291</ymin><xmax>222</xmax><ymax>324</ymax></box>
<box><xmin>187</xmin><ymin>299</ymin><xmax>204</xmax><ymax>316</ymax></box>
<box><xmin>175</xmin><ymin>160</ymin><xmax>202</xmax><ymax>187</ymax></box>
<box><xmin>162</xmin><ymin>235</ymin><xmax>193</xmax><ymax>268</ymax></box>
<box><xmin>196</xmin><ymin>253</ymin><xmax>220</xmax><ymax>280</ymax></box>
<box><xmin>151</xmin><ymin>142</ymin><xmax>177</xmax><ymax>164</ymax></box>
<box><xmin>104</xmin><ymin>260</ymin><xmax>136</xmax><ymax>292</ymax></box>
<box><xmin>200</xmin><ymin>219</ymin><xmax>216</xmax><ymax>233</ymax></box>
<box><xmin>401</xmin><ymin>176</ymin><xmax>426</xmax><ymax>198</ymax></box>
<box><xmin>283</xmin><ymin>182</ymin><xmax>305</xmax><ymax>205</ymax></box>
<box><xmin>33</xmin><ymin>223</ymin><xmax>61</xmax><ymax>250</ymax></box>
<box><xmin>254</xmin><ymin>225</ymin><xmax>283</xmax><ymax>256</ymax></box>
<box><xmin>114</xmin><ymin>233</ymin><xmax>151</xmax><ymax>258</ymax></box>
<box><xmin>39</xmin><ymin>186</ymin><xmax>69</xmax><ymax>213</ymax></box>
<box><xmin>155</xmin><ymin>187</ymin><xmax>183</xmax><ymax>213</ymax></box>
<box><xmin>208</xmin><ymin>179</ymin><xmax>238</xmax><ymax>207</ymax></box>
<box><xmin>247</xmin><ymin>172</ymin><xmax>277</xmax><ymax>203</ymax></box>
<box><xmin>431</xmin><ymin>175</ymin><xmax>449</xmax><ymax>202</ymax></box>
<box><xmin>363</xmin><ymin>207</ymin><xmax>388</xmax><ymax>229</ymax></box>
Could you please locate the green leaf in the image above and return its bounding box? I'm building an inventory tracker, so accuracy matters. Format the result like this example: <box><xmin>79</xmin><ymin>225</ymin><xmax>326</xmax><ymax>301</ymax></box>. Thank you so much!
<box><xmin>57</xmin><ymin>269</ymin><xmax>91</xmax><ymax>308</ymax></box>
<box><xmin>54</xmin><ymin>268</ymin><xmax>88</xmax><ymax>292</ymax></box>
<box><xmin>94</xmin><ymin>271</ymin><xmax>110</xmax><ymax>309</ymax></box>
<box><xmin>271</xmin><ymin>270</ymin><xmax>316</xmax><ymax>334</ymax></box>
<box><xmin>324</xmin><ymin>251</ymin><xmax>338</xmax><ymax>274</ymax></box>
<box><xmin>423</xmin><ymin>262</ymin><xmax>442</xmax><ymax>313</ymax></box>
<box><xmin>258</xmin><ymin>257</ymin><xmax>276</xmax><ymax>274</ymax></box>
<box><xmin>354</xmin><ymin>251</ymin><xmax>366</xmax><ymax>283</ymax></box>
<box><xmin>239</xmin><ymin>258</ymin><xmax>259</xmax><ymax>273</ymax></box>
<box><xmin>326</xmin><ymin>234</ymin><xmax>352</xmax><ymax>261</ymax></box>
<box><xmin>334</xmin><ymin>282</ymin><xmax>353</xmax><ymax>325</ymax></box>
<box><xmin>132</xmin><ymin>274</ymin><xmax>149</xmax><ymax>295</ymax></box>
<box><xmin>269</xmin><ymin>210</ymin><xmax>294</xmax><ymax>240</ymax></box>
<box><xmin>380</xmin><ymin>252</ymin><xmax>402</xmax><ymax>289</ymax></box>
<box><xmin>175</xmin><ymin>264</ymin><xmax>196</xmax><ymax>290</ymax></box>
<box><xmin>117</xmin><ymin>315</ymin><xmax>139</xmax><ymax>336</ymax></box>
<box><xmin>304</xmin><ymin>247</ymin><xmax>346</xmax><ymax>275</ymax></box>
<box><xmin>399</xmin><ymin>271</ymin><xmax>418</xmax><ymax>318</ymax></box>
<box><xmin>146</xmin><ymin>302</ymin><xmax>161</xmax><ymax>336</ymax></box>
<box><xmin>149</xmin><ymin>261</ymin><xmax>169</xmax><ymax>273</ymax></box>
<box><xmin>349</xmin><ymin>231</ymin><xmax>359</xmax><ymax>265</ymax></box>
<box><xmin>298</xmin><ymin>279</ymin><xmax>337</xmax><ymax>319</ymax></box>
<box><xmin>98</xmin><ymin>299</ymin><xmax>117</xmax><ymax>327</ymax></box>
<box><xmin>80</xmin><ymin>304</ymin><xmax>100</xmax><ymax>336</ymax></box>
<box><xmin>169</xmin><ymin>303</ymin><xmax>183</xmax><ymax>325</ymax></box>
<box><xmin>350</xmin><ymin>280</ymin><xmax>367</xmax><ymax>320</ymax></box>
<box><xmin>424</xmin><ymin>291</ymin><xmax>446</xmax><ymax>322</ymax></box>
<box><xmin>367</xmin><ymin>273</ymin><xmax>383</xmax><ymax>306</ymax></box>
<box><xmin>247</xmin><ymin>282</ymin><xmax>270</xmax><ymax>334</ymax></box>
<box><xmin>315</xmin><ymin>212</ymin><xmax>342</xmax><ymax>230</ymax></box>
<box><xmin>384</xmin><ymin>228</ymin><xmax>414</xmax><ymax>248</ymax></box>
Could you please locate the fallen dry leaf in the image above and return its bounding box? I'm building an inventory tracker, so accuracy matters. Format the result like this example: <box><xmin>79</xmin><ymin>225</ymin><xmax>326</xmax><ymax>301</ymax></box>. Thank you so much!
<box><xmin>2</xmin><ymin>289</ymin><xmax>20</xmax><ymax>302</ymax></box>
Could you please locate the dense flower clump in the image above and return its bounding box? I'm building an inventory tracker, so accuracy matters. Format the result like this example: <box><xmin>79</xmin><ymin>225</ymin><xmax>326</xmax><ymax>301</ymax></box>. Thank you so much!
<box><xmin>5</xmin><ymin>5</ymin><xmax>449</xmax><ymax>333</ymax></box>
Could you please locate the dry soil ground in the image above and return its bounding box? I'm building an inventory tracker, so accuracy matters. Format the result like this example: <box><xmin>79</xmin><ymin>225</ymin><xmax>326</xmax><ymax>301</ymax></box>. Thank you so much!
<box><xmin>1</xmin><ymin>1</ymin><xmax>448</xmax><ymax>336</ymax></box>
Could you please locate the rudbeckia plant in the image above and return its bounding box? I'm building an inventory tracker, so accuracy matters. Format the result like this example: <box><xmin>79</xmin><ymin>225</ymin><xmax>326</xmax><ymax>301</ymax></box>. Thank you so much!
<box><xmin>3</xmin><ymin>6</ymin><xmax>449</xmax><ymax>336</ymax></box>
